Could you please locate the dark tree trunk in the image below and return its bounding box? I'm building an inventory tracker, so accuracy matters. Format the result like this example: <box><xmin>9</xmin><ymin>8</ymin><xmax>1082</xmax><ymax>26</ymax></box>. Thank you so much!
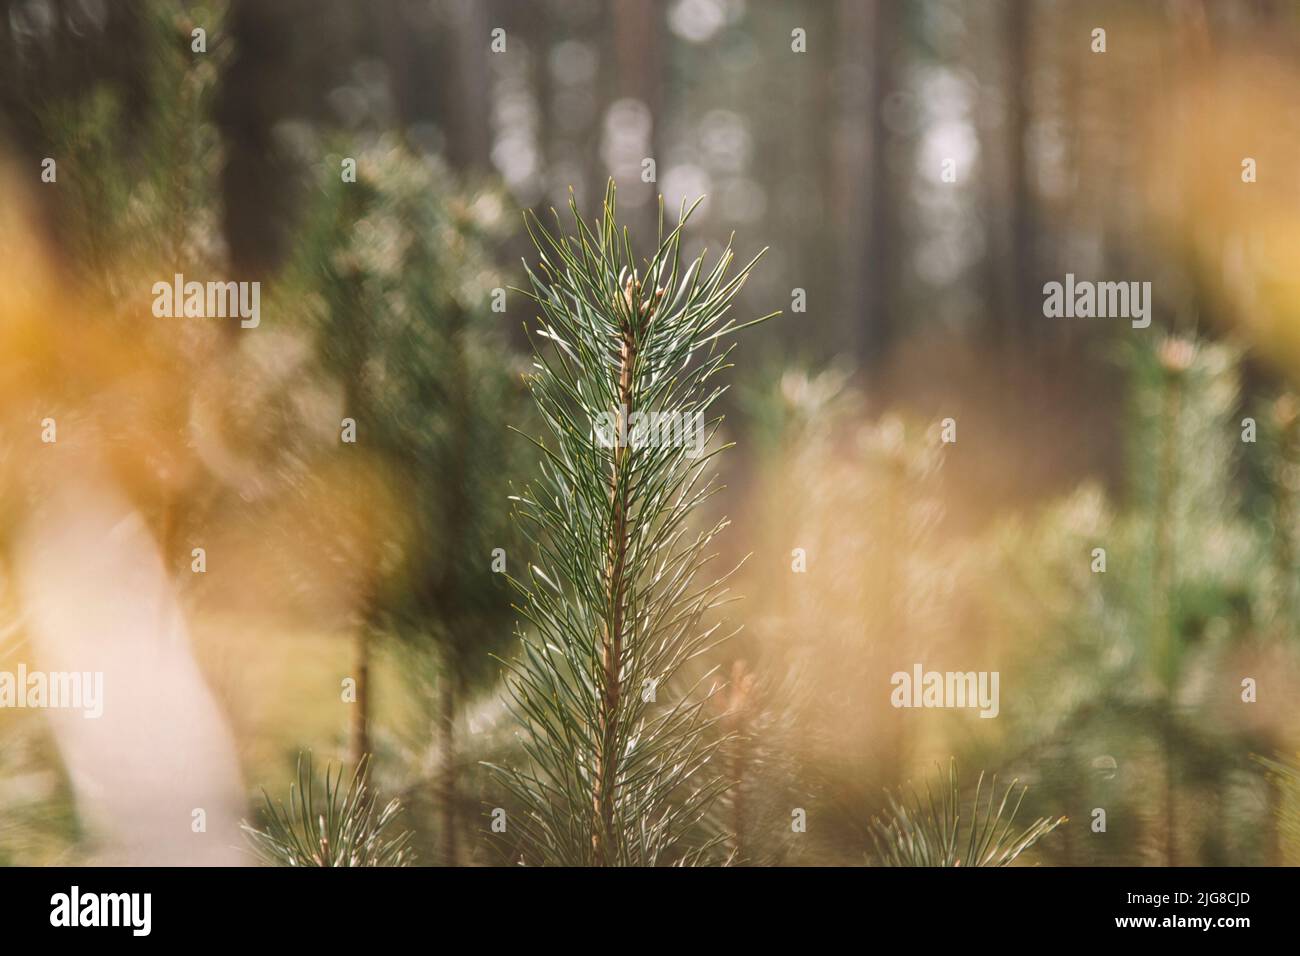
<box><xmin>439</xmin><ymin>669</ymin><xmax>459</xmax><ymax>865</ymax></box>
<box><xmin>440</xmin><ymin>0</ymin><xmax>492</xmax><ymax>170</ymax></box>
<box><xmin>608</xmin><ymin>0</ymin><xmax>663</xmax><ymax>240</ymax></box>
<box><xmin>832</xmin><ymin>0</ymin><xmax>874</xmax><ymax>361</ymax></box>
<box><xmin>1155</xmin><ymin>377</ymin><xmax>1182</xmax><ymax>866</ymax></box>
<box><xmin>863</xmin><ymin>0</ymin><xmax>899</xmax><ymax>370</ymax></box>
<box><xmin>1005</xmin><ymin>0</ymin><xmax>1035</xmax><ymax>349</ymax></box>
<box><xmin>350</xmin><ymin>626</ymin><xmax>370</xmax><ymax>767</ymax></box>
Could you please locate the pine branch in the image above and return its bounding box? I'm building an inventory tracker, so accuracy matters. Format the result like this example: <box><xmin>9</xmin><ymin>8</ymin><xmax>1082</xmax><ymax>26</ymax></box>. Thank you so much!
<box><xmin>241</xmin><ymin>753</ymin><xmax>414</xmax><ymax>867</ymax></box>
<box><xmin>489</xmin><ymin>181</ymin><xmax>774</xmax><ymax>865</ymax></box>
<box><xmin>869</xmin><ymin>759</ymin><xmax>1064</xmax><ymax>867</ymax></box>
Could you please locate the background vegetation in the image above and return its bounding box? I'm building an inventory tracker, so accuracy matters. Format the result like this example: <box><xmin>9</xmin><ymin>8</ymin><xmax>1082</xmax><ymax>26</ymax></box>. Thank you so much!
<box><xmin>2</xmin><ymin>0</ymin><xmax>1300</xmax><ymax>866</ymax></box>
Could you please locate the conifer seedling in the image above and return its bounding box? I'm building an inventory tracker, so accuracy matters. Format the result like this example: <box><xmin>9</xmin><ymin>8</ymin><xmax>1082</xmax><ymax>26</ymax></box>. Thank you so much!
<box><xmin>490</xmin><ymin>182</ymin><xmax>775</xmax><ymax>865</ymax></box>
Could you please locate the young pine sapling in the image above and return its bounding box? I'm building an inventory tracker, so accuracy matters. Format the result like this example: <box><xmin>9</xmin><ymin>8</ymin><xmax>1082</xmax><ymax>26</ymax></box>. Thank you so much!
<box><xmin>491</xmin><ymin>183</ymin><xmax>774</xmax><ymax>865</ymax></box>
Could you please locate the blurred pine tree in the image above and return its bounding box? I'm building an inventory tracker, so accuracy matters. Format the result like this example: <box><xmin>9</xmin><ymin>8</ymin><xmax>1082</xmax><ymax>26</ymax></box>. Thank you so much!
<box><xmin>273</xmin><ymin>140</ymin><xmax>526</xmax><ymax>863</ymax></box>
<box><xmin>971</xmin><ymin>335</ymin><xmax>1274</xmax><ymax>865</ymax></box>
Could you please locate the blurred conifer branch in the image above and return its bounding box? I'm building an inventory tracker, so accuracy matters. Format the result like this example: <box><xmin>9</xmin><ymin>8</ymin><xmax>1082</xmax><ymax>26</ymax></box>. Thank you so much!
<box><xmin>869</xmin><ymin>759</ymin><xmax>1064</xmax><ymax>867</ymax></box>
<box><xmin>242</xmin><ymin>753</ymin><xmax>413</xmax><ymax>867</ymax></box>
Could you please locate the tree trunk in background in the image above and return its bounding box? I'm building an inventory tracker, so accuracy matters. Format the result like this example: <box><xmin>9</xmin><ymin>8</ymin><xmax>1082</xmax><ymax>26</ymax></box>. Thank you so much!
<box><xmin>441</xmin><ymin>0</ymin><xmax>492</xmax><ymax>171</ymax></box>
<box><xmin>216</xmin><ymin>0</ymin><xmax>306</xmax><ymax>289</ymax></box>
<box><xmin>337</xmin><ymin>237</ymin><xmax>374</xmax><ymax>770</ymax></box>
<box><xmin>349</xmin><ymin>626</ymin><xmax>371</xmax><ymax>768</ymax></box>
<box><xmin>439</xmin><ymin>670</ymin><xmax>459</xmax><ymax>865</ymax></box>
<box><xmin>610</xmin><ymin>0</ymin><xmax>662</xmax><ymax>131</ymax></box>
<box><xmin>864</xmin><ymin>0</ymin><xmax>899</xmax><ymax>370</ymax></box>
<box><xmin>832</xmin><ymin>0</ymin><xmax>874</xmax><ymax>361</ymax></box>
<box><xmin>343</xmin><ymin>456</ymin><xmax>373</xmax><ymax>769</ymax></box>
<box><xmin>1163</xmin><ymin>721</ymin><xmax>1179</xmax><ymax>866</ymax></box>
<box><xmin>975</xmin><ymin>0</ymin><xmax>1038</xmax><ymax>354</ymax></box>
<box><xmin>1155</xmin><ymin>376</ymin><xmax>1181</xmax><ymax>866</ymax></box>
<box><xmin>431</xmin><ymin>303</ymin><xmax>472</xmax><ymax>865</ymax></box>
<box><xmin>978</xmin><ymin>0</ymin><xmax>1036</xmax><ymax>355</ymax></box>
<box><xmin>1005</xmin><ymin>0</ymin><xmax>1035</xmax><ymax>349</ymax></box>
<box><xmin>609</xmin><ymin>0</ymin><xmax>662</xmax><ymax>240</ymax></box>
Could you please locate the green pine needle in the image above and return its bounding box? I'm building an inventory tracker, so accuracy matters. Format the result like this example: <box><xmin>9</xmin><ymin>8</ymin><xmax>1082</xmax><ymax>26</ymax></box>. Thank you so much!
<box><xmin>242</xmin><ymin>753</ymin><xmax>414</xmax><ymax>867</ymax></box>
<box><xmin>869</xmin><ymin>759</ymin><xmax>1064</xmax><ymax>867</ymax></box>
<box><xmin>488</xmin><ymin>181</ymin><xmax>774</xmax><ymax>865</ymax></box>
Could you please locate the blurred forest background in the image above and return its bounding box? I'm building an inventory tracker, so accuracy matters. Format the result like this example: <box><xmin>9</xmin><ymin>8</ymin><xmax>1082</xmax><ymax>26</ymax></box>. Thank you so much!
<box><xmin>3</xmin><ymin>0</ymin><xmax>1300</xmax><ymax>866</ymax></box>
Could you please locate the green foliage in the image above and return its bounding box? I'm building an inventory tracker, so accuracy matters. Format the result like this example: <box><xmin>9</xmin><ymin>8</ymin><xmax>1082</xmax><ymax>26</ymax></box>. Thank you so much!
<box><xmin>869</xmin><ymin>760</ymin><xmax>1064</xmax><ymax>867</ymax></box>
<box><xmin>489</xmin><ymin>182</ymin><xmax>773</xmax><ymax>865</ymax></box>
<box><xmin>242</xmin><ymin>753</ymin><xmax>413</xmax><ymax>867</ymax></box>
<box><xmin>1124</xmin><ymin>336</ymin><xmax>1256</xmax><ymax>690</ymax></box>
<box><xmin>979</xmin><ymin>337</ymin><xmax>1258</xmax><ymax>725</ymax></box>
<box><xmin>42</xmin><ymin>1</ymin><xmax>227</xmax><ymax>293</ymax></box>
<box><xmin>967</xmin><ymin>334</ymin><xmax>1278</xmax><ymax>864</ymax></box>
<box><xmin>1246</xmin><ymin>392</ymin><xmax>1300</xmax><ymax>636</ymax></box>
<box><xmin>278</xmin><ymin>140</ymin><xmax>524</xmax><ymax>687</ymax></box>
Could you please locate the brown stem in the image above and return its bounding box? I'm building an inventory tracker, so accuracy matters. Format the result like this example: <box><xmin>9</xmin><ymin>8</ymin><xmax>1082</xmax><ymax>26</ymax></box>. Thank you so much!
<box><xmin>593</xmin><ymin>327</ymin><xmax>635</xmax><ymax>864</ymax></box>
<box><xmin>1163</xmin><ymin>719</ymin><xmax>1178</xmax><ymax>866</ymax></box>
<box><xmin>350</xmin><ymin>628</ymin><xmax>370</xmax><ymax>768</ymax></box>
<box><xmin>1273</xmin><ymin>408</ymin><xmax>1298</xmax><ymax>638</ymax></box>
<box><xmin>1155</xmin><ymin>373</ymin><xmax>1181</xmax><ymax>866</ymax></box>
<box><xmin>440</xmin><ymin>670</ymin><xmax>459</xmax><ymax>865</ymax></box>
